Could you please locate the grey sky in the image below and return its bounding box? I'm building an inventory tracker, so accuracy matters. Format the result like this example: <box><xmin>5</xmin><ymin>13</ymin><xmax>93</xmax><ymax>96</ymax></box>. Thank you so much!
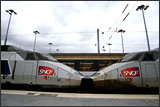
<box><xmin>1</xmin><ymin>1</ymin><xmax>159</xmax><ymax>53</ymax></box>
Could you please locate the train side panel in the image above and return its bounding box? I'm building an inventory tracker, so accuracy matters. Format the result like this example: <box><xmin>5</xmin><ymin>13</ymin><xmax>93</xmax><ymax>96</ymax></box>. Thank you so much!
<box><xmin>1</xmin><ymin>53</ymin><xmax>83</xmax><ymax>88</ymax></box>
<box><xmin>1</xmin><ymin>52</ymin><xmax>38</xmax><ymax>85</ymax></box>
<box><xmin>92</xmin><ymin>70</ymin><xmax>105</xmax><ymax>89</ymax></box>
<box><xmin>37</xmin><ymin>61</ymin><xmax>58</xmax><ymax>87</ymax></box>
<box><xmin>140</xmin><ymin>59</ymin><xmax>159</xmax><ymax>88</ymax></box>
<box><xmin>17</xmin><ymin>60</ymin><xmax>37</xmax><ymax>84</ymax></box>
<box><xmin>37</xmin><ymin>61</ymin><xmax>79</xmax><ymax>88</ymax></box>
<box><xmin>1</xmin><ymin>45</ymin><xmax>83</xmax><ymax>89</ymax></box>
<box><xmin>117</xmin><ymin>61</ymin><xmax>142</xmax><ymax>90</ymax></box>
<box><xmin>70</xmin><ymin>69</ymin><xmax>82</xmax><ymax>88</ymax></box>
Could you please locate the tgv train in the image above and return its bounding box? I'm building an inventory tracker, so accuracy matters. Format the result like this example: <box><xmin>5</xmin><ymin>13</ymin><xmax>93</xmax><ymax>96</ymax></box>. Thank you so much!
<box><xmin>1</xmin><ymin>45</ymin><xmax>83</xmax><ymax>89</ymax></box>
<box><xmin>91</xmin><ymin>48</ymin><xmax>159</xmax><ymax>91</ymax></box>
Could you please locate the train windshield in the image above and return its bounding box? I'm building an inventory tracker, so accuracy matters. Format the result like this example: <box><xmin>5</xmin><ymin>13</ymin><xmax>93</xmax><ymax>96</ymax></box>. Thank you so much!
<box><xmin>41</xmin><ymin>53</ymin><xmax>58</xmax><ymax>62</ymax></box>
<box><xmin>90</xmin><ymin>73</ymin><xmax>101</xmax><ymax>77</ymax></box>
<box><xmin>74</xmin><ymin>72</ymin><xmax>84</xmax><ymax>76</ymax></box>
<box><xmin>118</xmin><ymin>52</ymin><xmax>140</xmax><ymax>62</ymax></box>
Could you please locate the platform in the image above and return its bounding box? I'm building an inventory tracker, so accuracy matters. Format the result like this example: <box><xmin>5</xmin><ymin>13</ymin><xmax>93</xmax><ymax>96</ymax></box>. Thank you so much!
<box><xmin>1</xmin><ymin>89</ymin><xmax>159</xmax><ymax>106</ymax></box>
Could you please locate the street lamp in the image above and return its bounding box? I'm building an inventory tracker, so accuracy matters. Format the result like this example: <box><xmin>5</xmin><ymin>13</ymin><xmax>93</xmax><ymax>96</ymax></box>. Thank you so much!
<box><xmin>33</xmin><ymin>30</ymin><xmax>40</xmax><ymax>52</ymax></box>
<box><xmin>118</xmin><ymin>29</ymin><xmax>125</xmax><ymax>53</ymax></box>
<box><xmin>48</xmin><ymin>43</ymin><xmax>53</xmax><ymax>53</ymax></box>
<box><xmin>56</xmin><ymin>49</ymin><xmax>59</xmax><ymax>53</ymax></box>
<box><xmin>107</xmin><ymin>43</ymin><xmax>112</xmax><ymax>53</ymax></box>
<box><xmin>136</xmin><ymin>5</ymin><xmax>150</xmax><ymax>51</ymax></box>
<box><xmin>4</xmin><ymin>9</ymin><xmax>17</xmax><ymax>45</ymax></box>
<box><xmin>102</xmin><ymin>49</ymin><xmax>106</xmax><ymax>53</ymax></box>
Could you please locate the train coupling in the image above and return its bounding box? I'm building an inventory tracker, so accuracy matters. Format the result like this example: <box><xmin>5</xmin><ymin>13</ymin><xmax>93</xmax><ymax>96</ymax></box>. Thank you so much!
<box><xmin>80</xmin><ymin>77</ymin><xmax>94</xmax><ymax>91</ymax></box>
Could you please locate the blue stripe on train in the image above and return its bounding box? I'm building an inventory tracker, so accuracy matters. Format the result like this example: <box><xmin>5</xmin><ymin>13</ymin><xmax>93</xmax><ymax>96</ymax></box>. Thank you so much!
<box><xmin>5</xmin><ymin>62</ymin><xmax>11</xmax><ymax>75</ymax></box>
<box><xmin>1</xmin><ymin>60</ymin><xmax>11</xmax><ymax>75</ymax></box>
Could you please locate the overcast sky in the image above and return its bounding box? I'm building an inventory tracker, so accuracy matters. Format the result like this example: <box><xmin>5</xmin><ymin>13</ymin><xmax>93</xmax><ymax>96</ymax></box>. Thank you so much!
<box><xmin>1</xmin><ymin>1</ymin><xmax>159</xmax><ymax>53</ymax></box>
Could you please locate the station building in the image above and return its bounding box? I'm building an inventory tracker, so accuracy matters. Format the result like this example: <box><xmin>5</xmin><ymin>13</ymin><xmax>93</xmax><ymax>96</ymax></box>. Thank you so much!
<box><xmin>50</xmin><ymin>53</ymin><xmax>127</xmax><ymax>76</ymax></box>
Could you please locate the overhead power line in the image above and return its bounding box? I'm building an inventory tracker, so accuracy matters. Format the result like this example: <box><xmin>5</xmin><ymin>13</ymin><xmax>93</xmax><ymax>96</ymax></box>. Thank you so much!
<box><xmin>105</xmin><ymin>1</ymin><xmax>139</xmax><ymax>45</ymax></box>
<box><xmin>18</xmin><ymin>43</ymin><xmax>159</xmax><ymax>47</ymax></box>
<box><xmin>1</xmin><ymin>30</ymin><xmax>158</xmax><ymax>37</ymax></box>
<box><xmin>108</xmin><ymin>1</ymin><xmax>130</xmax><ymax>31</ymax></box>
<box><xmin>100</xmin><ymin>1</ymin><xmax>110</xmax><ymax>27</ymax></box>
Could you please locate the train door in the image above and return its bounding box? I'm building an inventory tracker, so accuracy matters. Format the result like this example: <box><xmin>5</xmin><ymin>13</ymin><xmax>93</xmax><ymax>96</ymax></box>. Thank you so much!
<box><xmin>23</xmin><ymin>62</ymin><xmax>34</xmax><ymax>79</ymax></box>
<box><xmin>23</xmin><ymin>53</ymin><xmax>37</xmax><ymax>84</ymax></box>
<box><xmin>1</xmin><ymin>53</ymin><xmax>16</xmax><ymax>80</ymax></box>
<box><xmin>57</xmin><ymin>67</ymin><xmax>70</xmax><ymax>87</ymax></box>
<box><xmin>140</xmin><ymin>52</ymin><xmax>158</xmax><ymax>88</ymax></box>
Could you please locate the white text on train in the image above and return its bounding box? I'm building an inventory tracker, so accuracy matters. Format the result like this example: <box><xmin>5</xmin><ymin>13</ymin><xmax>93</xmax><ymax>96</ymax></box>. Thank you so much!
<box><xmin>123</xmin><ymin>71</ymin><xmax>139</xmax><ymax>76</ymax></box>
<box><xmin>39</xmin><ymin>69</ymin><xmax>54</xmax><ymax>75</ymax></box>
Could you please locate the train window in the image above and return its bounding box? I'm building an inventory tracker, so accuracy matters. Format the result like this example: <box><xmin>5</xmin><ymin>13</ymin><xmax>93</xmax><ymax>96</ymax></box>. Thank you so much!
<box><xmin>26</xmin><ymin>53</ymin><xmax>36</xmax><ymax>60</ymax></box>
<box><xmin>40</xmin><ymin>53</ymin><xmax>57</xmax><ymax>62</ymax></box>
<box><xmin>153</xmin><ymin>51</ymin><xmax>159</xmax><ymax>60</ymax></box>
<box><xmin>141</xmin><ymin>53</ymin><xmax>155</xmax><ymax>61</ymax></box>
<box><xmin>118</xmin><ymin>53</ymin><xmax>137</xmax><ymax>62</ymax></box>
<box><xmin>35</xmin><ymin>53</ymin><xmax>47</xmax><ymax>60</ymax></box>
<box><xmin>44</xmin><ymin>55</ymin><xmax>57</xmax><ymax>62</ymax></box>
<box><xmin>129</xmin><ymin>53</ymin><xmax>143</xmax><ymax>61</ymax></box>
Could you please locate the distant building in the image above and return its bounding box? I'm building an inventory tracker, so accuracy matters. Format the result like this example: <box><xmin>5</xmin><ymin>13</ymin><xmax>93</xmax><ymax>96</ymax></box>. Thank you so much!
<box><xmin>50</xmin><ymin>53</ymin><xmax>127</xmax><ymax>76</ymax></box>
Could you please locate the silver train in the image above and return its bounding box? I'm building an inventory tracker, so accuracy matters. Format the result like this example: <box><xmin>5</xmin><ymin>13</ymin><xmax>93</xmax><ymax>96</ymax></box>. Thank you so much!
<box><xmin>1</xmin><ymin>45</ymin><xmax>83</xmax><ymax>89</ymax></box>
<box><xmin>91</xmin><ymin>48</ymin><xmax>159</xmax><ymax>91</ymax></box>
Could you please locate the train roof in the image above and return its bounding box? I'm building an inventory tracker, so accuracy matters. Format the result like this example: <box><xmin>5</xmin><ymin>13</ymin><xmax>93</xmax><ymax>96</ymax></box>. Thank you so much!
<box><xmin>118</xmin><ymin>47</ymin><xmax>159</xmax><ymax>62</ymax></box>
<box><xmin>1</xmin><ymin>45</ymin><xmax>58</xmax><ymax>62</ymax></box>
<box><xmin>153</xmin><ymin>47</ymin><xmax>159</xmax><ymax>51</ymax></box>
<box><xmin>127</xmin><ymin>47</ymin><xmax>159</xmax><ymax>55</ymax></box>
<box><xmin>1</xmin><ymin>45</ymin><xmax>25</xmax><ymax>51</ymax></box>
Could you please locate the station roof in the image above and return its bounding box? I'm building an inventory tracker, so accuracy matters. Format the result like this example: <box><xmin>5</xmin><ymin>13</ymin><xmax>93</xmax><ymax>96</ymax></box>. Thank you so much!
<box><xmin>50</xmin><ymin>53</ymin><xmax>128</xmax><ymax>60</ymax></box>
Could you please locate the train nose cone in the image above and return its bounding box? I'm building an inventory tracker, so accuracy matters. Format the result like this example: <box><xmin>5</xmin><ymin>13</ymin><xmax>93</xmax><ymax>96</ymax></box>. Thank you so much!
<box><xmin>80</xmin><ymin>77</ymin><xmax>94</xmax><ymax>91</ymax></box>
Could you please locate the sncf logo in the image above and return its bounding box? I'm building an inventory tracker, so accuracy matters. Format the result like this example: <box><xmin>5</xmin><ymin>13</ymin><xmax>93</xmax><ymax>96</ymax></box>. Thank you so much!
<box><xmin>38</xmin><ymin>66</ymin><xmax>55</xmax><ymax>75</ymax></box>
<box><xmin>121</xmin><ymin>67</ymin><xmax>140</xmax><ymax>77</ymax></box>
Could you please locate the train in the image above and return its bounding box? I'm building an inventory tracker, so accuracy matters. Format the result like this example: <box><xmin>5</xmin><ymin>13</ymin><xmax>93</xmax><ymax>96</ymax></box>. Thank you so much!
<box><xmin>1</xmin><ymin>45</ymin><xmax>159</xmax><ymax>93</ymax></box>
<box><xmin>90</xmin><ymin>48</ymin><xmax>159</xmax><ymax>92</ymax></box>
<box><xmin>1</xmin><ymin>45</ymin><xmax>84</xmax><ymax>89</ymax></box>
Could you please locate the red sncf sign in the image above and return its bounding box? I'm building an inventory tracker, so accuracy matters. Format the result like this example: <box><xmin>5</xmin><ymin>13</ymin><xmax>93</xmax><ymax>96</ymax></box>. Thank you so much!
<box><xmin>38</xmin><ymin>66</ymin><xmax>55</xmax><ymax>75</ymax></box>
<box><xmin>121</xmin><ymin>67</ymin><xmax>140</xmax><ymax>77</ymax></box>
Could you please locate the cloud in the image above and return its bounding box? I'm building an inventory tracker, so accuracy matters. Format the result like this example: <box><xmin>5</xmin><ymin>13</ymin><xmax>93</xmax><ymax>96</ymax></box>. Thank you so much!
<box><xmin>1</xmin><ymin>1</ymin><xmax>159</xmax><ymax>53</ymax></box>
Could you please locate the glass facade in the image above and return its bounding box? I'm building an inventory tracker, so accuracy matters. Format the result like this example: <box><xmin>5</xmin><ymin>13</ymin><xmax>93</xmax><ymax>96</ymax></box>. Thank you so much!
<box><xmin>80</xmin><ymin>61</ymin><xmax>94</xmax><ymax>71</ymax></box>
<box><xmin>59</xmin><ymin>60</ymin><xmax>116</xmax><ymax>71</ymax></box>
<box><xmin>99</xmin><ymin>61</ymin><xmax>113</xmax><ymax>70</ymax></box>
<box><xmin>60</xmin><ymin>60</ymin><xmax>75</xmax><ymax>69</ymax></box>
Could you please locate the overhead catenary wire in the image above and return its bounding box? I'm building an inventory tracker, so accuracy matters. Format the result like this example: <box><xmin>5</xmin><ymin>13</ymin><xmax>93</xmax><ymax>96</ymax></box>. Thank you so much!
<box><xmin>117</xmin><ymin>1</ymin><xmax>138</xmax><ymax>28</ymax></box>
<box><xmin>108</xmin><ymin>1</ymin><xmax>130</xmax><ymax>31</ymax></box>
<box><xmin>2</xmin><ymin>30</ymin><xmax>158</xmax><ymax>37</ymax></box>
<box><xmin>105</xmin><ymin>1</ymin><xmax>139</xmax><ymax>45</ymax></box>
<box><xmin>19</xmin><ymin>43</ymin><xmax>159</xmax><ymax>47</ymax></box>
<box><xmin>100</xmin><ymin>1</ymin><xmax>110</xmax><ymax>27</ymax></box>
<box><xmin>105</xmin><ymin>1</ymin><xmax>131</xmax><ymax>45</ymax></box>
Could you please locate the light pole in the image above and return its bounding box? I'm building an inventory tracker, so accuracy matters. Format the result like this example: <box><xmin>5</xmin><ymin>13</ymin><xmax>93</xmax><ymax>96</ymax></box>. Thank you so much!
<box><xmin>136</xmin><ymin>5</ymin><xmax>150</xmax><ymax>51</ymax></box>
<box><xmin>33</xmin><ymin>30</ymin><xmax>40</xmax><ymax>52</ymax></box>
<box><xmin>95</xmin><ymin>44</ymin><xmax>97</xmax><ymax>53</ymax></box>
<box><xmin>118</xmin><ymin>29</ymin><xmax>125</xmax><ymax>53</ymax></box>
<box><xmin>56</xmin><ymin>49</ymin><xmax>59</xmax><ymax>53</ymax></box>
<box><xmin>102</xmin><ymin>49</ymin><xmax>106</xmax><ymax>53</ymax></box>
<box><xmin>48</xmin><ymin>43</ymin><xmax>53</xmax><ymax>53</ymax></box>
<box><xmin>97</xmin><ymin>29</ymin><xmax>100</xmax><ymax>53</ymax></box>
<box><xmin>4</xmin><ymin>9</ymin><xmax>17</xmax><ymax>45</ymax></box>
<box><xmin>107</xmin><ymin>43</ymin><xmax>112</xmax><ymax>53</ymax></box>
